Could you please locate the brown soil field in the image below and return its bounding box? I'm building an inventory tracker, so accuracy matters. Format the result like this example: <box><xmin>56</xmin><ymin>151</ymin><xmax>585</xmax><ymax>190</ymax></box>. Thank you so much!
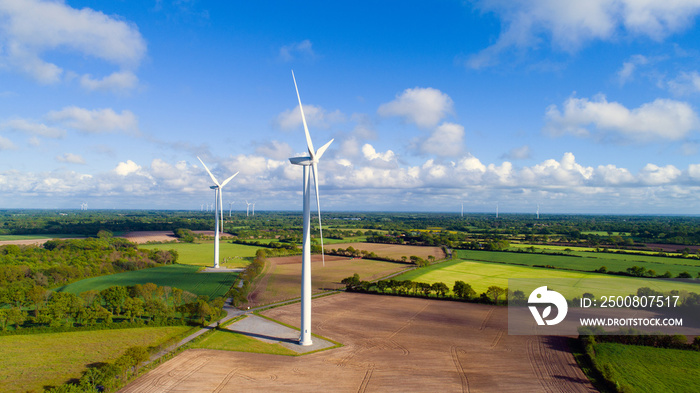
<box><xmin>325</xmin><ymin>242</ymin><xmax>445</xmax><ymax>260</ymax></box>
<box><xmin>247</xmin><ymin>255</ymin><xmax>411</xmax><ymax>307</ymax></box>
<box><xmin>120</xmin><ymin>231</ymin><xmax>234</xmax><ymax>244</ymax></box>
<box><xmin>121</xmin><ymin>293</ymin><xmax>595</xmax><ymax>393</ymax></box>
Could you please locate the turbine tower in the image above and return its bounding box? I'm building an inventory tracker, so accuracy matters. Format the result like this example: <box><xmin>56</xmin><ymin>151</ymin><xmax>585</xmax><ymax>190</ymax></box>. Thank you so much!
<box><xmin>245</xmin><ymin>200</ymin><xmax>251</xmax><ymax>217</ymax></box>
<box><xmin>252</xmin><ymin>202</ymin><xmax>256</xmax><ymax>216</ymax></box>
<box><xmin>197</xmin><ymin>157</ymin><xmax>238</xmax><ymax>269</ymax></box>
<box><xmin>536</xmin><ymin>204</ymin><xmax>540</xmax><ymax>220</ymax></box>
<box><xmin>228</xmin><ymin>201</ymin><xmax>234</xmax><ymax>217</ymax></box>
<box><xmin>288</xmin><ymin>70</ymin><xmax>333</xmax><ymax>346</ymax></box>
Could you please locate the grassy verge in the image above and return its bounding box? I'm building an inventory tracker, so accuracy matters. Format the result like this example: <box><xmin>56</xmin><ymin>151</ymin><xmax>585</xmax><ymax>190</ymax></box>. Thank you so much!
<box><xmin>139</xmin><ymin>242</ymin><xmax>261</xmax><ymax>268</ymax></box>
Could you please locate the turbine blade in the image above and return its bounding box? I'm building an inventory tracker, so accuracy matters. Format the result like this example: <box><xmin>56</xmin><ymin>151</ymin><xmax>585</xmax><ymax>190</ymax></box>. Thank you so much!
<box><xmin>315</xmin><ymin>139</ymin><xmax>334</xmax><ymax>161</ymax></box>
<box><xmin>311</xmin><ymin>163</ymin><xmax>325</xmax><ymax>267</ymax></box>
<box><xmin>220</xmin><ymin>171</ymin><xmax>239</xmax><ymax>188</ymax></box>
<box><xmin>197</xmin><ymin>156</ymin><xmax>220</xmax><ymax>187</ymax></box>
<box><xmin>291</xmin><ymin>70</ymin><xmax>315</xmax><ymax>158</ymax></box>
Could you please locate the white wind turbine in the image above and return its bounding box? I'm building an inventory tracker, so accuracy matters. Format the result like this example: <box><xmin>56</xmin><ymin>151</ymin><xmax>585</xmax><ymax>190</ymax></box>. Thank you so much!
<box><xmin>252</xmin><ymin>202</ymin><xmax>256</xmax><ymax>216</ymax></box>
<box><xmin>245</xmin><ymin>200</ymin><xmax>251</xmax><ymax>217</ymax></box>
<box><xmin>197</xmin><ymin>157</ymin><xmax>239</xmax><ymax>269</ymax></box>
<box><xmin>536</xmin><ymin>204</ymin><xmax>540</xmax><ymax>220</ymax></box>
<box><xmin>228</xmin><ymin>201</ymin><xmax>234</xmax><ymax>217</ymax></box>
<box><xmin>288</xmin><ymin>70</ymin><xmax>334</xmax><ymax>346</ymax></box>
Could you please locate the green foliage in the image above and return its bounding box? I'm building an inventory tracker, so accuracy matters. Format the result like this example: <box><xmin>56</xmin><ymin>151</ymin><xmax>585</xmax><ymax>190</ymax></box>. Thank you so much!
<box><xmin>452</xmin><ymin>280</ymin><xmax>475</xmax><ymax>299</ymax></box>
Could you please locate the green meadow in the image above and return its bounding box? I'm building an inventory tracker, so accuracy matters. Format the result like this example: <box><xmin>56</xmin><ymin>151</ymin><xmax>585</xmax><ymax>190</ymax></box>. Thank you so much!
<box><xmin>0</xmin><ymin>326</ymin><xmax>193</xmax><ymax>393</ymax></box>
<box><xmin>60</xmin><ymin>264</ymin><xmax>237</xmax><ymax>298</ymax></box>
<box><xmin>592</xmin><ymin>343</ymin><xmax>700</xmax><ymax>392</ymax></box>
<box><xmin>191</xmin><ymin>328</ymin><xmax>298</xmax><ymax>356</ymax></box>
<box><xmin>395</xmin><ymin>259</ymin><xmax>700</xmax><ymax>299</ymax></box>
<box><xmin>455</xmin><ymin>249</ymin><xmax>700</xmax><ymax>277</ymax></box>
<box><xmin>139</xmin><ymin>242</ymin><xmax>261</xmax><ymax>268</ymax></box>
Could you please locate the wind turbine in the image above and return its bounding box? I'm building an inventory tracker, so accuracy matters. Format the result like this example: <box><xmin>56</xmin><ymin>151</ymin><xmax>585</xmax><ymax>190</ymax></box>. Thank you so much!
<box><xmin>461</xmin><ymin>202</ymin><xmax>464</xmax><ymax>218</ymax></box>
<box><xmin>228</xmin><ymin>201</ymin><xmax>234</xmax><ymax>217</ymax></box>
<box><xmin>252</xmin><ymin>202</ymin><xmax>256</xmax><ymax>216</ymax></box>
<box><xmin>536</xmin><ymin>204</ymin><xmax>540</xmax><ymax>220</ymax></box>
<box><xmin>288</xmin><ymin>70</ymin><xmax>334</xmax><ymax>346</ymax></box>
<box><xmin>197</xmin><ymin>157</ymin><xmax>238</xmax><ymax>269</ymax></box>
<box><xmin>245</xmin><ymin>200</ymin><xmax>251</xmax><ymax>217</ymax></box>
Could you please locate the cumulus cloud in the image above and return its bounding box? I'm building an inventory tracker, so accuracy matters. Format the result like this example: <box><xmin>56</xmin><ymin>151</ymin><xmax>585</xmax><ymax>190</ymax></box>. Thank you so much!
<box><xmin>276</xmin><ymin>104</ymin><xmax>346</xmax><ymax>130</ymax></box>
<box><xmin>46</xmin><ymin>107</ymin><xmax>139</xmax><ymax>134</ymax></box>
<box><xmin>378</xmin><ymin>87</ymin><xmax>453</xmax><ymax>128</ymax></box>
<box><xmin>56</xmin><ymin>153</ymin><xmax>85</xmax><ymax>165</ymax></box>
<box><xmin>279</xmin><ymin>39</ymin><xmax>316</xmax><ymax>62</ymax></box>
<box><xmin>0</xmin><ymin>0</ymin><xmax>146</xmax><ymax>85</ymax></box>
<box><xmin>638</xmin><ymin>163</ymin><xmax>681</xmax><ymax>185</ymax></box>
<box><xmin>420</xmin><ymin>122</ymin><xmax>464</xmax><ymax>156</ymax></box>
<box><xmin>544</xmin><ymin>94</ymin><xmax>700</xmax><ymax>142</ymax></box>
<box><xmin>467</xmin><ymin>0</ymin><xmax>700</xmax><ymax>68</ymax></box>
<box><xmin>113</xmin><ymin>160</ymin><xmax>142</xmax><ymax>176</ymax></box>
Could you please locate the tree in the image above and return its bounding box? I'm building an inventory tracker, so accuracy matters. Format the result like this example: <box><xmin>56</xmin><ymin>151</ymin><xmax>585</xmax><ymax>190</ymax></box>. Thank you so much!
<box><xmin>123</xmin><ymin>297</ymin><xmax>145</xmax><ymax>323</ymax></box>
<box><xmin>101</xmin><ymin>286</ymin><xmax>128</xmax><ymax>315</ymax></box>
<box><xmin>453</xmin><ymin>281</ymin><xmax>475</xmax><ymax>299</ymax></box>
<box><xmin>486</xmin><ymin>286</ymin><xmax>506</xmax><ymax>304</ymax></box>
<box><xmin>432</xmin><ymin>282</ymin><xmax>449</xmax><ymax>297</ymax></box>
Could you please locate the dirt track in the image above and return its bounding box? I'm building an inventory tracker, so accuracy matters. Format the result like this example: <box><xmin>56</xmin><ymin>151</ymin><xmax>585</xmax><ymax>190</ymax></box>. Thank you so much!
<box><xmin>121</xmin><ymin>293</ymin><xmax>595</xmax><ymax>393</ymax></box>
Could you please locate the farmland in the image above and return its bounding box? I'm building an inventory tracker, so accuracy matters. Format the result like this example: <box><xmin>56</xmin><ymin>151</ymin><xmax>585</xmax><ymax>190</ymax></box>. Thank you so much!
<box><xmin>592</xmin><ymin>343</ymin><xmax>700</xmax><ymax>392</ymax></box>
<box><xmin>395</xmin><ymin>258</ymin><xmax>700</xmax><ymax>299</ymax></box>
<box><xmin>456</xmin><ymin>249</ymin><xmax>700</xmax><ymax>277</ymax></box>
<box><xmin>325</xmin><ymin>242</ymin><xmax>445</xmax><ymax>260</ymax></box>
<box><xmin>60</xmin><ymin>264</ymin><xmax>237</xmax><ymax>299</ymax></box>
<box><xmin>139</xmin><ymin>241</ymin><xmax>260</xmax><ymax>268</ymax></box>
<box><xmin>0</xmin><ymin>325</ymin><xmax>194</xmax><ymax>393</ymax></box>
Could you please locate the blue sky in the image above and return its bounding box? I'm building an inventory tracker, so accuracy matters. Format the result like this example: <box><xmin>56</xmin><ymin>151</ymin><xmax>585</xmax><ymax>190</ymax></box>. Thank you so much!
<box><xmin>3</xmin><ymin>0</ymin><xmax>700</xmax><ymax>214</ymax></box>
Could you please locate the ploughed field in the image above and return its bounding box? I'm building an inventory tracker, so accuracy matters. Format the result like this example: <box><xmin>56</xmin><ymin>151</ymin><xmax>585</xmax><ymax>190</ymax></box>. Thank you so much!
<box><xmin>324</xmin><ymin>242</ymin><xmax>445</xmax><ymax>260</ymax></box>
<box><xmin>121</xmin><ymin>292</ymin><xmax>596</xmax><ymax>393</ymax></box>
<box><xmin>246</xmin><ymin>255</ymin><xmax>410</xmax><ymax>307</ymax></box>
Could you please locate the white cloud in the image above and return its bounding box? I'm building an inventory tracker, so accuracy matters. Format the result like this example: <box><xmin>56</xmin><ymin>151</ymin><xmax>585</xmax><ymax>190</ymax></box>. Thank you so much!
<box><xmin>544</xmin><ymin>94</ymin><xmax>700</xmax><ymax>141</ymax></box>
<box><xmin>420</xmin><ymin>122</ymin><xmax>464</xmax><ymax>157</ymax></box>
<box><xmin>0</xmin><ymin>0</ymin><xmax>146</xmax><ymax>84</ymax></box>
<box><xmin>594</xmin><ymin>164</ymin><xmax>635</xmax><ymax>185</ymax></box>
<box><xmin>689</xmin><ymin>163</ymin><xmax>700</xmax><ymax>179</ymax></box>
<box><xmin>80</xmin><ymin>70</ymin><xmax>139</xmax><ymax>93</ymax></box>
<box><xmin>255</xmin><ymin>140</ymin><xmax>293</xmax><ymax>160</ymax></box>
<box><xmin>378</xmin><ymin>87</ymin><xmax>453</xmax><ymax>128</ymax></box>
<box><xmin>668</xmin><ymin>71</ymin><xmax>700</xmax><ymax>95</ymax></box>
<box><xmin>276</xmin><ymin>104</ymin><xmax>346</xmax><ymax>130</ymax></box>
<box><xmin>467</xmin><ymin>0</ymin><xmax>700</xmax><ymax>68</ymax></box>
<box><xmin>639</xmin><ymin>163</ymin><xmax>681</xmax><ymax>185</ymax></box>
<box><xmin>361</xmin><ymin>144</ymin><xmax>396</xmax><ymax>169</ymax></box>
<box><xmin>0</xmin><ymin>136</ymin><xmax>17</xmax><ymax>150</ymax></box>
<box><xmin>114</xmin><ymin>160</ymin><xmax>142</xmax><ymax>176</ymax></box>
<box><xmin>617</xmin><ymin>55</ymin><xmax>648</xmax><ymax>85</ymax></box>
<box><xmin>1</xmin><ymin>118</ymin><xmax>65</xmax><ymax>138</ymax></box>
<box><xmin>279</xmin><ymin>39</ymin><xmax>316</xmax><ymax>62</ymax></box>
<box><xmin>46</xmin><ymin>107</ymin><xmax>139</xmax><ymax>134</ymax></box>
<box><xmin>56</xmin><ymin>153</ymin><xmax>85</xmax><ymax>165</ymax></box>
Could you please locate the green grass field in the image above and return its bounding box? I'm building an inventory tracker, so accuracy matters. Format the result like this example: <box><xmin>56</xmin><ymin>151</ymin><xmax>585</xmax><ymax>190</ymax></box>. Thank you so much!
<box><xmin>139</xmin><ymin>242</ymin><xmax>261</xmax><ymax>268</ymax></box>
<box><xmin>0</xmin><ymin>325</ymin><xmax>193</xmax><ymax>393</ymax></box>
<box><xmin>592</xmin><ymin>343</ymin><xmax>700</xmax><ymax>392</ymax></box>
<box><xmin>191</xmin><ymin>328</ymin><xmax>298</xmax><ymax>356</ymax></box>
<box><xmin>456</xmin><ymin>250</ymin><xmax>700</xmax><ymax>277</ymax></box>
<box><xmin>395</xmin><ymin>259</ymin><xmax>700</xmax><ymax>299</ymax></box>
<box><xmin>60</xmin><ymin>264</ymin><xmax>237</xmax><ymax>298</ymax></box>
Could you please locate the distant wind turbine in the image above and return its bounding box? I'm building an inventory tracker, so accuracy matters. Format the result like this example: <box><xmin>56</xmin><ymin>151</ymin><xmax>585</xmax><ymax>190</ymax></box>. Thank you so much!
<box><xmin>288</xmin><ymin>70</ymin><xmax>334</xmax><ymax>346</ymax></box>
<box><xmin>197</xmin><ymin>157</ymin><xmax>239</xmax><ymax>269</ymax></box>
<box><xmin>536</xmin><ymin>204</ymin><xmax>540</xmax><ymax>220</ymax></box>
<box><xmin>496</xmin><ymin>202</ymin><xmax>499</xmax><ymax>219</ymax></box>
<box><xmin>461</xmin><ymin>202</ymin><xmax>464</xmax><ymax>218</ymax></box>
<box><xmin>252</xmin><ymin>202</ymin><xmax>256</xmax><ymax>216</ymax></box>
<box><xmin>228</xmin><ymin>201</ymin><xmax>234</xmax><ymax>217</ymax></box>
<box><xmin>245</xmin><ymin>200</ymin><xmax>251</xmax><ymax>217</ymax></box>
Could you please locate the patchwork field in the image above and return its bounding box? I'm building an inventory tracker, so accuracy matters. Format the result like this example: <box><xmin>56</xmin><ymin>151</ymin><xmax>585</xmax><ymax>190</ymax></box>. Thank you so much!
<box><xmin>395</xmin><ymin>259</ymin><xmax>700</xmax><ymax>299</ymax></box>
<box><xmin>60</xmin><ymin>264</ymin><xmax>238</xmax><ymax>298</ymax></box>
<box><xmin>456</xmin><ymin>249</ymin><xmax>700</xmax><ymax>277</ymax></box>
<box><xmin>592</xmin><ymin>343</ymin><xmax>700</xmax><ymax>392</ymax></box>
<box><xmin>324</xmin><ymin>242</ymin><xmax>445</xmax><ymax>260</ymax></box>
<box><xmin>121</xmin><ymin>292</ymin><xmax>596</xmax><ymax>393</ymax></box>
<box><xmin>246</xmin><ymin>255</ymin><xmax>411</xmax><ymax>307</ymax></box>
<box><xmin>0</xmin><ymin>326</ymin><xmax>193</xmax><ymax>393</ymax></box>
<box><xmin>139</xmin><ymin>241</ymin><xmax>260</xmax><ymax>268</ymax></box>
